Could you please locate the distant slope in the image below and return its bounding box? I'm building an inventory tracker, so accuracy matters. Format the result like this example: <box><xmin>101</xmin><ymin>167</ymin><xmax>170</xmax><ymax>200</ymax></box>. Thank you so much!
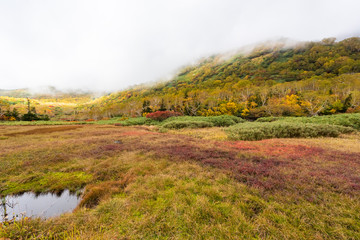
<box><xmin>0</xmin><ymin>86</ymin><xmax>94</xmax><ymax>100</ymax></box>
<box><xmin>82</xmin><ymin>37</ymin><xmax>360</xmax><ymax>119</ymax></box>
<box><xmin>0</xmin><ymin>88</ymin><xmax>31</xmax><ymax>98</ymax></box>
<box><xmin>0</xmin><ymin>87</ymin><xmax>95</xmax><ymax>120</ymax></box>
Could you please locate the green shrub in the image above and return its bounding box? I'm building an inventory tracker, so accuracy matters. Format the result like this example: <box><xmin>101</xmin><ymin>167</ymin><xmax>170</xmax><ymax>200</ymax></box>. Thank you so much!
<box><xmin>208</xmin><ymin>115</ymin><xmax>245</xmax><ymax>126</ymax></box>
<box><xmin>116</xmin><ymin>117</ymin><xmax>158</xmax><ymax>126</ymax></box>
<box><xmin>162</xmin><ymin>121</ymin><xmax>214</xmax><ymax>129</ymax></box>
<box><xmin>288</xmin><ymin>113</ymin><xmax>360</xmax><ymax>130</ymax></box>
<box><xmin>255</xmin><ymin>116</ymin><xmax>279</xmax><ymax>122</ymax></box>
<box><xmin>255</xmin><ymin>113</ymin><xmax>360</xmax><ymax>130</ymax></box>
<box><xmin>163</xmin><ymin>115</ymin><xmax>245</xmax><ymax>127</ymax></box>
<box><xmin>110</xmin><ymin>115</ymin><xmax>246</xmax><ymax>127</ymax></box>
<box><xmin>225</xmin><ymin>122</ymin><xmax>354</xmax><ymax>141</ymax></box>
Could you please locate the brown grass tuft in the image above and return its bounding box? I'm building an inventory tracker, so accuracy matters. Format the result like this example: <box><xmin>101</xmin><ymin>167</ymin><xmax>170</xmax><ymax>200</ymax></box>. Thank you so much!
<box><xmin>5</xmin><ymin>126</ymin><xmax>83</xmax><ymax>137</ymax></box>
<box><xmin>78</xmin><ymin>171</ymin><xmax>135</xmax><ymax>208</ymax></box>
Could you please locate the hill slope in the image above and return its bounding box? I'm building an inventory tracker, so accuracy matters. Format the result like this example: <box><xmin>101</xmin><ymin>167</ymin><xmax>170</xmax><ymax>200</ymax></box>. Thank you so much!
<box><xmin>82</xmin><ymin>37</ymin><xmax>360</xmax><ymax>119</ymax></box>
<box><xmin>0</xmin><ymin>87</ymin><xmax>94</xmax><ymax>120</ymax></box>
<box><xmin>1</xmin><ymin>37</ymin><xmax>360</xmax><ymax>120</ymax></box>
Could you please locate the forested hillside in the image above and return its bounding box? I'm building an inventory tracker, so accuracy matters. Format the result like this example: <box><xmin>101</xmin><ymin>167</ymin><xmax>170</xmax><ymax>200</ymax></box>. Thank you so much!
<box><xmin>81</xmin><ymin>37</ymin><xmax>360</xmax><ymax>120</ymax></box>
<box><xmin>1</xmin><ymin>37</ymin><xmax>360</xmax><ymax>121</ymax></box>
<box><xmin>0</xmin><ymin>87</ymin><xmax>94</xmax><ymax>120</ymax></box>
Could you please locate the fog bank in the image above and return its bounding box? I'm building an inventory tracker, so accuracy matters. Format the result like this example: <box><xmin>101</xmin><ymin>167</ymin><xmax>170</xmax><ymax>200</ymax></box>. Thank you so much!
<box><xmin>0</xmin><ymin>0</ymin><xmax>359</xmax><ymax>91</ymax></box>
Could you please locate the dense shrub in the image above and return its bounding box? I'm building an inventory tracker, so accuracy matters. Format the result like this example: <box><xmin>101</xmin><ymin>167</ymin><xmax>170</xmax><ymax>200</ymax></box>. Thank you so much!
<box><xmin>255</xmin><ymin>116</ymin><xmax>279</xmax><ymax>122</ymax></box>
<box><xmin>164</xmin><ymin>115</ymin><xmax>245</xmax><ymax>127</ymax></box>
<box><xmin>286</xmin><ymin>113</ymin><xmax>360</xmax><ymax>130</ymax></box>
<box><xmin>117</xmin><ymin>117</ymin><xmax>157</xmax><ymax>126</ymax></box>
<box><xmin>256</xmin><ymin>113</ymin><xmax>360</xmax><ymax>130</ymax></box>
<box><xmin>162</xmin><ymin>121</ymin><xmax>214</xmax><ymax>129</ymax></box>
<box><xmin>225</xmin><ymin>122</ymin><xmax>354</xmax><ymax>141</ymax></box>
<box><xmin>208</xmin><ymin>115</ymin><xmax>245</xmax><ymax>126</ymax></box>
<box><xmin>116</xmin><ymin>115</ymin><xmax>244</xmax><ymax>127</ymax></box>
<box><xmin>21</xmin><ymin>112</ymin><xmax>50</xmax><ymax>121</ymax></box>
<box><xmin>0</xmin><ymin>108</ymin><xmax>20</xmax><ymax>121</ymax></box>
<box><xmin>146</xmin><ymin>111</ymin><xmax>182</xmax><ymax>121</ymax></box>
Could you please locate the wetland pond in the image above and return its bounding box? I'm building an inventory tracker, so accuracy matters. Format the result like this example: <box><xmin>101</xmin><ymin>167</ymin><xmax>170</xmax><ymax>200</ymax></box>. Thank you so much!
<box><xmin>1</xmin><ymin>190</ymin><xmax>81</xmax><ymax>222</ymax></box>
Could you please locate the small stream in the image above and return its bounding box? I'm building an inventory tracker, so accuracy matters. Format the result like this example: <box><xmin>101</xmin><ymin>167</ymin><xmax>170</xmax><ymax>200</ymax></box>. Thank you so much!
<box><xmin>1</xmin><ymin>190</ymin><xmax>81</xmax><ymax>222</ymax></box>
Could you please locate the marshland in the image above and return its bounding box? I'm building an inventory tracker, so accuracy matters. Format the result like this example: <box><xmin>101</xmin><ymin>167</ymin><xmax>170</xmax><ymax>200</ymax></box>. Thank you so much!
<box><xmin>1</xmin><ymin>113</ymin><xmax>360</xmax><ymax>239</ymax></box>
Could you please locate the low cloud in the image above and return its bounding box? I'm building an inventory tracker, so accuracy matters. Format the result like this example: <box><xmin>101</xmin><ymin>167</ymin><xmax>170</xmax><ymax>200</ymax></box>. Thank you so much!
<box><xmin>0</xmin><ymin>0</ymin><xmax>359</xmax><ymax>91</ymax></box>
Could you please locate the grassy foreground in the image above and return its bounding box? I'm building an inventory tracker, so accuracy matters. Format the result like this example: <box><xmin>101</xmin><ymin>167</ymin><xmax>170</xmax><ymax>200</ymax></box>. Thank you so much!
<box><xmin>1</xmin><ymin>124</ymin><xmax>360</xmax><ymax>239</ymax></box>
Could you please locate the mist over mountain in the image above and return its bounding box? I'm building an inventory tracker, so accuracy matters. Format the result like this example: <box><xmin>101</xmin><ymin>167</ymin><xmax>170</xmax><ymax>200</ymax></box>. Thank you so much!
<box><xmin>0</xmin><ymin>86</ymin><xmax>97</xmax><ymax>99</ymax></box>
<box><xmin>1</xmin><ymin>0</ymin><xmax>360</xmax><ymax>91</ymax></box>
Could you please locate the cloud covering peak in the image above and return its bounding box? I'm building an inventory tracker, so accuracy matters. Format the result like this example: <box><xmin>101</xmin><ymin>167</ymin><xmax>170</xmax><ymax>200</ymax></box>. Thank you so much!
<box><xmin>1</xmin><ymin>0</ymin><xmax>360</xmax><ymax>91</ymax></box>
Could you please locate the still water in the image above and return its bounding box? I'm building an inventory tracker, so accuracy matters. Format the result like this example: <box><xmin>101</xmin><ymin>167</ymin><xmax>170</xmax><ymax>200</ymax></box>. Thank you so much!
<box><xmin>1</xmin><ymin>190</ymin><xmax>81</xmax><ymax>221</ymax></box>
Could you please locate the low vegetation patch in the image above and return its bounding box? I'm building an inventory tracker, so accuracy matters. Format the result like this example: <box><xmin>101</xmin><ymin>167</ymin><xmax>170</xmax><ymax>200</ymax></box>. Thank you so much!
<box><xmin>115</xmin><ymin>115</ymin><xmax>245</xmax><ymax>129</ymax></box>
<box><xmin>115</xmin><ymin>117</ymin><xmax>157</xmax><ymax>126</ymax></box>
<box><xmin>226</xmin><ymin>122</ymin><xmax>355</xmax><ymax>141</ymax></box>
<box><xmin>256</xmin><ymin>113</ymin><xmax>360</xmax><ymax>130</ymax></box>
<box><xmin>145</xmin><ymin>110</ymin><xmax>182</xmax><ymax>121</ymax></box>
<box><xmin>163</xmin><ymin>115</ymin><xmax>245</xmax><ymax>127</ymax></box>
<box><xmin>2</xmin><ymin>172</ymin><xmax>92</xmax><ymax>195</ymax></box>
<box><xmin>162</xmin><ymin>120</ymin><xmax>214</xmax><ymax>129</ymax></box>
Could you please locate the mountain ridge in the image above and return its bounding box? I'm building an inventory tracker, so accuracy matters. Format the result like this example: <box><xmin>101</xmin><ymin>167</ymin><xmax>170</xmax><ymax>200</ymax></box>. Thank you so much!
<box><xmin>80</xmin><ymin>37</ymin><xmax>360</xmax><ymax>119</ymax></box>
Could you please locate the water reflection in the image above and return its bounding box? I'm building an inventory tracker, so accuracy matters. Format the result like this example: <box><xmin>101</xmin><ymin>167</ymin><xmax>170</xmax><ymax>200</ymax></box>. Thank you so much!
<box><xmin>1</xmin><ymin>190</ymin><xmax>81</xmax><ymax>221</ymax></box>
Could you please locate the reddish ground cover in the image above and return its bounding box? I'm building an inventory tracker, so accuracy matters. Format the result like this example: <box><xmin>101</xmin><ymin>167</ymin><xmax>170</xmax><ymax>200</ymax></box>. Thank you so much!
<box><xmin>119</xmin><ymin>130</ymin><xmax>160</xmax><ymax>136</ymax></box>
<box><xmin>87</xmin><ymin>130</ymin><xmax>360</xmax><ymax>196</ymax></box>
<box><xmin>2</xmin><ymin>125</ymin><xmax>359</xmax><ymax>198</ymax></box>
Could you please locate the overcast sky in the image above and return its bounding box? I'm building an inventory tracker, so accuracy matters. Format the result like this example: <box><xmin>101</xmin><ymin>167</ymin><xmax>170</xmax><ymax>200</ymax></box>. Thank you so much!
<box><xmin>0</xmin><ymin>0</ymin><xmax>360</xmax><ymax>92</ymax></box>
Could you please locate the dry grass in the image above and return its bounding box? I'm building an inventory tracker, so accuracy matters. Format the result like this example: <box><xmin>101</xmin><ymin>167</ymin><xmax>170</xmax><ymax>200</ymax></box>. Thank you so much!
<box><xmin>1</xmin><ymin>125</ymin><xmax>360</xmax><ymax>239</ymax></box>
<box><xmin>166</xmin><ymin>127</ymin><xmax>228</xmax><ymax>140</ymax></box>
<box><xmin>4</xmin><ymin>126</ymin><xmax>83</xmax><ymax>137</ymax></box>
<box><xmin>291</xmin><ymin>132</ymin><xmax>360</xmax><ymax>153</ymax></box>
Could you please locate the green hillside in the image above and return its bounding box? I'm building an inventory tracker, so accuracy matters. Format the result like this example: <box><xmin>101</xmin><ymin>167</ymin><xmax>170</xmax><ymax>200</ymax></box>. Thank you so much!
<box><xmin>81</xmin><ymin>37</ymin><xmax>360</xmax><ymax>120</ymax></box>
